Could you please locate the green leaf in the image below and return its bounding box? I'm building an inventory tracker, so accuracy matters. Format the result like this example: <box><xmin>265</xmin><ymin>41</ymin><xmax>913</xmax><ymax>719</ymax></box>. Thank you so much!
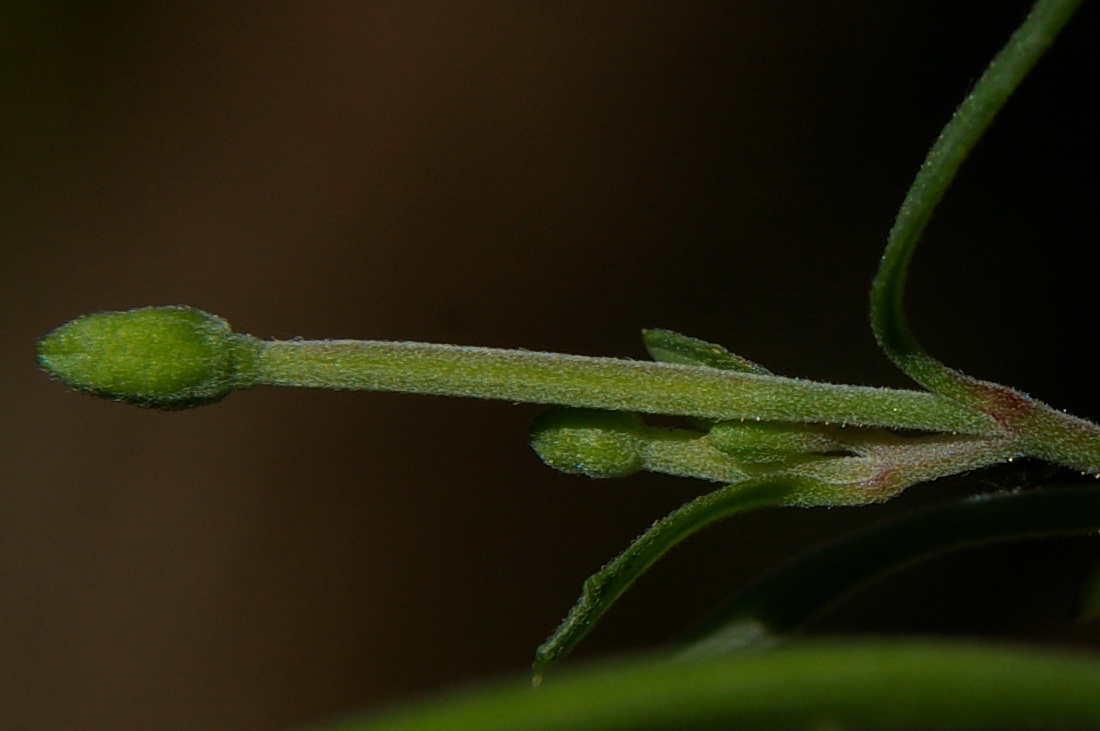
<box><xmin>307</xmin><ymin>641</ymin><xmax>1100</xmax><ymax>731</ymax></box>
<box><xmin>679</xmin><ymin>486</ymin><xmax>1100</xmax><ymax>659</ymax></box>
<box><xmin>533</xmin><ymin>476</ymin><xmax>804</xmax><ymax>678</ymax></box>
<box><xmin>642</xmin><ymin>328</ymin><xmax>771</xmax><ymax>374</ymax></box>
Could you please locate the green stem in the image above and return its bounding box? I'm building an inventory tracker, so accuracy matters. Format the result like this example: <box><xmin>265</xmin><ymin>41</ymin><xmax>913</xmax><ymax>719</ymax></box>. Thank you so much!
<box><xmin>871</xmin><ymin>0</ymin><xmax>1083</xmax><ymax>399</ymax></box>
<box><xmin>256</xmin><ymin>340</ymin><xmax>998</xmax><ymax>434</ymax></box>
<box><xmin>867</xmin><ymin>0</ymin><xmax>1100</xmax><ymax>473</ymax></box>
<box><xmin>535</xmin><ymin>434</ymin><xmax>1015</xmax><ymax>676</ymax></box>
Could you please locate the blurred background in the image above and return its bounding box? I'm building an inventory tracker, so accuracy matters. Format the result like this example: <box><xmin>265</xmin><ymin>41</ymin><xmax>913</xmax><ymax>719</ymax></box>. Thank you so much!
<box><xmin>2</xmin><ymin>1</ymin><xmax>1098</xmax><ymax>729</ymax></box>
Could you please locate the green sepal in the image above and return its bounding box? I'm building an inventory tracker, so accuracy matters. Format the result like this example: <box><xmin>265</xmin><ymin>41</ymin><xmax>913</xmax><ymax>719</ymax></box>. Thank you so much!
<box><xmin>707</xmin><ymin>421</ymin><xmax>843</xmax><ymax>463</ymax></box>
<box><xmin>529</xmin><ymin>408</ymin><xmax>647</xmax><ymax>478</ymax></box>
<box><xmin>37</xmin><ymin>305</ymin><xmax>261</xmax><ymax>410</ymax></box>
<box><xmin>642</xmin><ymin>328</ymin><xmax>771</xmax><ymax>374</ymax></box>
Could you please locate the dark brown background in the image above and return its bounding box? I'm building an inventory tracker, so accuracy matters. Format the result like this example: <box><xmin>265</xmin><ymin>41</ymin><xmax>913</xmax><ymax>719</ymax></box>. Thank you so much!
<box><xmin>3</xmin><ymin>2</ymin><xmax>1098</xmax><ymax>729</ymax></box>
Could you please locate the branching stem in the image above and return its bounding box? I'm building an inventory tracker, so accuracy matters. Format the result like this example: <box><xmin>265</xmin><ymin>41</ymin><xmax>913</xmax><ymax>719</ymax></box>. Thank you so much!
<box><xmin>32</xmin><ymin>0</ymin><xmax>1099</xmax><ymax>700</ymax></box>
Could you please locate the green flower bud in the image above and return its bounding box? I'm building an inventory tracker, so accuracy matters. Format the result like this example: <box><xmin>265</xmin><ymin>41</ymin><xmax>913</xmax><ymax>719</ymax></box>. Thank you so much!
<box><xmin>37</xmin><ymin>306</ymin><xmax>261</xmax><ymax>410</ymax></box>
<box><xmin>530</xmin><ymin>408</ymin><xmax>647</xmax><ymax>479</ymax></box>
<box><xmin>707</xmin><ymin>420</ymin><xmax>843</xmax><ymax>463</ymax></box>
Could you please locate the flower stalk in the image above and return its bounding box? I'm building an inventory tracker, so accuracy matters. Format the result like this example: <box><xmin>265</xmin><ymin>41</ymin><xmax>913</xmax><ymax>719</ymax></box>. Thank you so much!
<box><xmin>33</xmin><ymin>0</ymin><xmax>1098</xmax><ymax>689</ymax></box>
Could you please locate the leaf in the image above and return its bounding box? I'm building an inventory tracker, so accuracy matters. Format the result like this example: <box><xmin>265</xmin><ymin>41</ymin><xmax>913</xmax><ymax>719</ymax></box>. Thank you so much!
<box><xmin>642</xmin><ymin>328</ymin><xmax>771</xmax><ymax>374</ymax></box>
<box><xmin>678</xmin><ymin>486</ymin><xmax>1100</xmax><ymax>659</ymax></box>
<box><xmin>306</xmin><ymin>640</ymin><xmax>1100</xmax><ymax>731</ymax></box>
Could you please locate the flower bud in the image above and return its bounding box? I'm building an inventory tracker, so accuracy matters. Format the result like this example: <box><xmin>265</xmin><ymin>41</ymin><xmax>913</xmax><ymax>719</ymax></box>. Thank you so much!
<box><xmin>37</xmin><ymin>306</ymin><xmax>260</xmax><ymax>410</ymax></box>
<box><xmin>530</xmin><ymin>408</ymin><xmax>646</xmax><ymax>478</ymax></box>
<box><xmin>707</xmin><ymin>421</ymin><xmax>843</xmax><ymax>463</ymax></box>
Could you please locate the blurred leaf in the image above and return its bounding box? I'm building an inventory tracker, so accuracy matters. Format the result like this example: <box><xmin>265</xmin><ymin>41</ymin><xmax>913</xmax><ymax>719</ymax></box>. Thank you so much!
<box><xmin>679</xmin><ymin>486</ymin><xmax>1100</xmax><ymax>659</ymax></box>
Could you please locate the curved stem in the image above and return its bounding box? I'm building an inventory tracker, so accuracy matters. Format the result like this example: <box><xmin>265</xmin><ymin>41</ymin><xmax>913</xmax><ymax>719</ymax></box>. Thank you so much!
<box><xmin>870</xmin><ymin>0</ymin><xmax>1083</xmax><ymax>400</ymax></box>
<box><xmin>866</xmin><ymin>0</ymin><xmax>1100</xmax><ymax>474</ymax></box>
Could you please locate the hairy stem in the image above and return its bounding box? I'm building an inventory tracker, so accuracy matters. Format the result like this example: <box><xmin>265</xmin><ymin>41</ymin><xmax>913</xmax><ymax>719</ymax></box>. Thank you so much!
<box><xmin>534</xmin><ymin>434</ymin><xmax>1014</xmax><ymax>676</ymax></box>
<box><xmin>257</xmin><ymin>340</ymin><xmax>998</xmax><ymax>433</ymax></box>
<box><xmin>871</xmin><ymin>0</ymin><xmax>1084</xmax><ymax>399</ymax></box>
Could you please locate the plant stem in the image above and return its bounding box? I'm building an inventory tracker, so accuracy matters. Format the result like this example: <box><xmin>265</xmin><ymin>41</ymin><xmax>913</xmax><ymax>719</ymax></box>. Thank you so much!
<box><xmin>871</xmin><ymin>0</ymin><xmax>1084</xmax><ymax>399</ymax></box>
<box><xmin>256</xmin><ymin>339</ymin><xmax>998</xmax><ymax>434</ymax></box>
<box><xmin>867</xmin><ymin>0</ymin><xmax>1100</xmax><ymax>473</ymax></box>
<box><xmin>533</xmin><ymin>434</ymin><xmax>1015</xmax><ymax>675</ymax></box>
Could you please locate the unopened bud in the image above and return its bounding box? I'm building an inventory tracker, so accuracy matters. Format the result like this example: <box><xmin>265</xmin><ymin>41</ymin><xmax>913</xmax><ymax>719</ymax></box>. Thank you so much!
<box><xmin>530</xmin><ymin>408</ymin><xmax>646</xmax><ymax>478</ymax></box>
<box><xmin>707</xmin><ymin>421</ymin><xmax>842</xmax><ymax>463</ymax></box>
<box><xmin>37</xmin><ymin>306</ymin><xmax>260</xmax><ymax>410</ymax></box>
